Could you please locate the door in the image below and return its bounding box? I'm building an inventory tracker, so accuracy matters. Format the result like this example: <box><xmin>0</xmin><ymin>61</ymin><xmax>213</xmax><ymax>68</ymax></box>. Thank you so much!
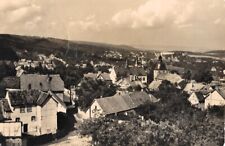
<box><xmin>23</xmin><ymin>124</ymin><xmax>28</xmax><ymax>133</ymax></box>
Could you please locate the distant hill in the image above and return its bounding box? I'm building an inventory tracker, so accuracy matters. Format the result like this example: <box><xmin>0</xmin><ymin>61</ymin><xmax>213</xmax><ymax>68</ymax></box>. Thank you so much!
<box><xmin>0</xmin><ymin>34</ymin><xmax>140</xmax><ymax>61</ymax></box>
<box><xmin>205</xmin><ymin>50</ymin><xmax>225</xmax><ymax>58</ymax></box>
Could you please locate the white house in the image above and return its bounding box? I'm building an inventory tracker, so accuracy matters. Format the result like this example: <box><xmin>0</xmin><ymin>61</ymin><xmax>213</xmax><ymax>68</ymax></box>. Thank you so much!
<box><xmin>3</xmin><ymin>89</ymin><xmax>67</xmax><ymax>136</ymax></box>
<box><xmin>84</xmin><ymin>91</ymin><xmax>158</xmax><ymax>119</ymax></box>
<box><xmin>20</xmin><ymin>74</ymin><xmax>65</xmax><ymax>102</ymax></box>
<box><xmin>205</xmin><ymin>87</ymin><xmax>225</xmax><ymax>109</ymax></box>
<box><xmin>188</xmin><ymin>92</ymin><xmax>205</xmax><ymax>110</ymax></box>
<box><xmin>129</xmin><ymin>68</ymin><xmax>147</xmax><ymax>84</ymax></box>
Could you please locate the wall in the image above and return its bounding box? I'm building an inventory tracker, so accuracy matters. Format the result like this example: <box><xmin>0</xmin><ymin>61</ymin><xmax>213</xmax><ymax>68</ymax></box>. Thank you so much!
<box><xmin>188</xmin><ymin>93</ymin><xmax>199</xmax><ymax>105</ymax></box>
<box><xmin>41</xmin><ymin>98</ymin><xmax>57</xmax><ymax>135</ymax></box>
<box><xmin>0</xmin><ymin>122</ymin><xmax>21</xmax><ymax>137</ymax></box>
<box><xmin>85</xmin><ymin>100</ymin><xmax>103</xmax><ymax>119</ymax></box>
<box><xmin>9</xmin><ymin>106</ymin><xmax>41</xmax><ymax>136</ymax></box>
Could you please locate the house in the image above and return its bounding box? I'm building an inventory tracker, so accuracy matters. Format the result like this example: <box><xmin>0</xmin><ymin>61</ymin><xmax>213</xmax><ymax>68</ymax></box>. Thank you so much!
<box><xmin>116</xmin><ymin>77</ymin><xmax>147</xmax><ymax>90</ymax></box>
<box><xmin>211</xmin><ymin>66</ymin><xmax>217</xmax><ymax>72</ymax></box>
<box><xmin>116</xmin><ymin>78</ymin><xmax>132</xmax><ymax>90</ymax></box>
<box><xmin>183</xmin><ymin>81</ymin><xmax>205</xmax><ymax>94</ymax></box>
<box><xmin>129</xmin><ymin>67</ymin><xmax>147</xmax><ymax>84</ymax></box>
<box><xmin>2</xmin><ymin>89</ymin><xmax>66</xmax><ymax>136</ymax></box>
<box><xmin>188</xmin><ymin>92</ymin><xmax>205</xmax><ymax>110</ymax></box>
<box><xmin>20</xmin><ymin>74</ymin><xmax>65</xmax><ymax>102</ymax></box>
<box><xmin>108</xmin><ymin>66</ymin><xmax>117</xmax><ymax>83</ymax></box>
<box><xmin>84</xmin><ymin>91</ymin><xmax>158</xmax><ymax>119</ymax></box>
<box><xmin>205</xmin><ymin>87</ymin><xmax>225</xmax><ymax>109</ymax></box>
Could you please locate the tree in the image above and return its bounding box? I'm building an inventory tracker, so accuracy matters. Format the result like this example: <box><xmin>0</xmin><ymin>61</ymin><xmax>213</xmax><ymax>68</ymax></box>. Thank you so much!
<box><xmin>183</xmin><ymin>70</ymin><xmax>192</xmax><ymax>81</ymax></box>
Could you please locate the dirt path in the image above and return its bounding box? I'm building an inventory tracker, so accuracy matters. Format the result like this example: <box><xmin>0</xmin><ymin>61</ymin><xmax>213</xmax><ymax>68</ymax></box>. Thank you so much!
<box><xmin>43</xmin><ymin>130</ymin><xmax>92</xmax><ymax>146</ymax></box>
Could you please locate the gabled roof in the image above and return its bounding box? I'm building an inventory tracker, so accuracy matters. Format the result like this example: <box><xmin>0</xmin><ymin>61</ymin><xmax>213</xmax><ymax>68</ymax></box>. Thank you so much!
<box><xmin>20</xmin><ymin>74</ymin><xmax>64</xmax><ymax>92</ymax></box>
<box><xmin>94</xmin><ymin>91</ymin><xmax>156</xmax><ymax>115</ymax></box>
<box><xmin>7</xmin><ymin>90</ymin><xmax>66</xmax><ymax>108</ymax></box>
<box><xmin>194</xmin><ymin>92</ymin><xmax>205</xmax><ymax>103</ymax></box>
<box><xmin>216</xmin><ymin>87</ymin><xmax>225</xmax><ymax>99</ymax></box>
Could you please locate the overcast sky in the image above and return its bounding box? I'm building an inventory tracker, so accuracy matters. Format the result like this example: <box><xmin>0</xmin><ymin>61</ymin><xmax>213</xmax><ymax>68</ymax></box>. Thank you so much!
<box><xmin>0</xmin><ymin>0</ymin><xmax>225</xmax><ymax>51</ymax></box>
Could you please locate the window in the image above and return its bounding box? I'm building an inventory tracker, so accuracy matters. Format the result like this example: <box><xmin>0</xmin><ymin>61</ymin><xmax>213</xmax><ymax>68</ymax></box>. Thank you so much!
<box><xmin>31</xmin><ymin>116</ymin><xmax>36</xmax><ymax>121</ymax></box>
<box><xmin>142</xmin><ymin>77</ymin><xmax>146</xmax><ymax>81</ymax></box>
<box><xmin>20</xmin><ymin>107</ymin><xmax>25</xmax><ymax>113</ymax></box>
<box><xmin>28</xmin><ymin>84</ymin><xmax>32</xmax><ymax>90</ymax></box>
<box><xmin>27</xmin><ymin>107</ymin><xmax>32</xmax><ymax>112</ymax></box>
<box><xmin>15</xmin><ymin>118</ymin><xmax>20</xmax><ymax>122</ymax></box>
<box><xmin>40</xmin><ymin>82</ymin><xmax>43</xmax><ymax>88</ymax></box>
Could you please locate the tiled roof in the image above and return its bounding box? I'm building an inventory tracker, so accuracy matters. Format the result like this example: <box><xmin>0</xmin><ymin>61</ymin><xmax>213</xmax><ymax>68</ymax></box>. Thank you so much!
<box><xmin>7</xmin><ymin>90</ymin><xmax>66</xmax><ymax>107</ymax></box>
<box><xmin>8</xmin><ymin>90</ymin><xmax>42</xmax><ymax>107</ymax></box>
<box><xmin>94</xmin><ymin>91</ymin><xmax>156</xmax><ymax>115</ymax></box>
<box><xmin>20</xmin><ymin>74</ymin><xmax>64</xmax><ymax>92</ymax></box>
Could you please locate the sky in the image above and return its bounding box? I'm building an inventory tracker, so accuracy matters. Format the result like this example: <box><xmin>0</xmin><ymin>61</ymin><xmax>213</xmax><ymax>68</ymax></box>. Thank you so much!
<box><xmin>0</xmin><ymin>0</ymin><xmax>225</xmax><ymax>51</ymax></box>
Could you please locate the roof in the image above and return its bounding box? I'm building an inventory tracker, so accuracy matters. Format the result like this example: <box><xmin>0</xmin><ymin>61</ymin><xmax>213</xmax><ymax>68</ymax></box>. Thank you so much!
<box><xmin>2</xmin><ymin>76</ymin><xmax>20</xmax><ymax>89</ymax></box>
<box><xmin>148</xmin><ymin>80</ymin><xmax>162</xmax><ymax>90</ymax></box>
<box><xmin>194</xmin><ymin>92</ymin><xmax>205</xmax><ymax>103</ymax></box>
<box><xmin>216</xmin><ymin>87</ymin><xmax>225</xmax><ymax>99</ymax></box>
<box><xmin>8</xmin><ymin>90</ymin><xmax>47</xmax><ymax>107</ymax></box>
<box><xmin>156</xmin><ymin>73</ymin><xmax>182</xmax><ymax>84</ymax></box>
<box><xmin>183</xmin><ymin>82</ymin><xmax>205</xmax><ymax>93</ymax></box>
<box><xmin>98</xmin><ymin>73</ymin><xmax>111</xmax><ymax>81</ymax></box>
<box><xmin>20</xmin><ymin>74</ymin><xmax>64</xmax><ymax>92</ymax></box>
<box><xmin>94</xmin><ymin>91</ymin><xmax>156</xmax><ymax>115</ymax></box>
<box><xmin>0</xmin><ymin>98</ymin><xmax>12</xmax><ymax>121</ymax></box>
<box><xmin>7</xmin><ymin>90</ymin><xmax>66</xmax><ymax>108</ymax></box>
<box><xmin>83</xmin><ymin>73</ymin><xmax>98</xmax><ymax>79</ymax></box>
<box><xmin>129</xmin><ymin>67</ymin><xmax>147</xmax><ymax>76</ymax></box>
<box><xmin>1</xmin><ymin>99</ymin><xmax>11</xmax><ymax>112</ymax></box>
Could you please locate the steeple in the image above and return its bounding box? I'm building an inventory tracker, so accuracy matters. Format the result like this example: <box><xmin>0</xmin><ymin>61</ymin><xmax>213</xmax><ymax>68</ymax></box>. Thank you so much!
<box><xmin>156</xmin><ymin>55</ymin><xmax>167</xmax><ymax>70</ymax></box>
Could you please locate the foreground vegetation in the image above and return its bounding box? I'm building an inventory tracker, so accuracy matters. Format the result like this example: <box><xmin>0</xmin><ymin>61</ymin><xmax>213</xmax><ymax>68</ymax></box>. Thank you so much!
<box><xmin>79</xmin><ymin>86</ymin><xmax>224</xmax><ymax>146</ymax></box>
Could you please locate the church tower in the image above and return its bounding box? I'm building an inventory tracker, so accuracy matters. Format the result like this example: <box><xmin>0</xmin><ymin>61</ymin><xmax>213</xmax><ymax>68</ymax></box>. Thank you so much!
<box><xmin>153</xmin><ymin>55</ymin><xmax>168</xmax><ymax>80</ymax></box>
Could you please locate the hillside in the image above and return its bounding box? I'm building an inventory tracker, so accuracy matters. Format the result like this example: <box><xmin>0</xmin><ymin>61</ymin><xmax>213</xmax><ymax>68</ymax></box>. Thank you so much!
<box><xmin>0</xmin><ymin>34</ymin><xmax>140</xmax><ymax>61</ymax></box>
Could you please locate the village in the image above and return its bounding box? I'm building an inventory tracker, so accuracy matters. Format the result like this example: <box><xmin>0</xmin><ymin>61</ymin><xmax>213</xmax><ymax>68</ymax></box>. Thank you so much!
<box><xmin>0</xmin><ymin>49</ymin><xmax>224</xmax><ymax>146</ymax></box>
